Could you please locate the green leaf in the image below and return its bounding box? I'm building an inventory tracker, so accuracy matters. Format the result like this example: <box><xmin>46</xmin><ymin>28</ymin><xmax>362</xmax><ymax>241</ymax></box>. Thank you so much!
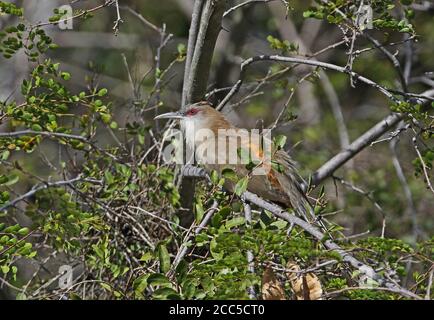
<box><xmin>210</xmin><ymin>170</ymin><xmax>219</xmax><ymax>184</ymax></box>
<box><xmin>1</xmin><ymin>151</ymin><xmax>10</xmax><ymax>161</ymax></box>
<box><xmin>60</xmin><ymin>72</ymin><xmax>71</xmax><ymax>80</ymax></box>
<box><xmin>210</xmin><ymin>238</ymin><xmax>224</xmax><ymax>260</ymax></box>
<box><xmin>139</xmin><ymin>252</ymin><xmax>153</xmax><ymax>263</ymax></box>
<box><xmin>195</xmin><ymin>202</ymin><xmax>204</xmax><ymax>223</ymax></box>
<box><xmin>147</xmin><ymin>273</ymin><xmax>171</xmax><ymax>287</ymax></box>
<box><xmin>157</xmin><ymin>243</ymin><xmax>171</xmax><ymax>273</ymax></box>
<box><xmin>110</xmin><ymin>121</ymin><xmax>118</xmax><ymax>129</ymax></box>
<box><xmin>18</xmin><ymin>227</ymin><xmax>29</xmax><ymax>235</ymax></box>
<box><xmin>234</xmin><ymin>177</ymin><xmax>249</xmax><ymax>196</ymax></box>
<box><xmin>222</xmin><ymin>168</ymin><xmax>237</xmax><ymax>181</ymax></box>
<box><xmin>225</xmin><ymin>217</ymin><xmax>246</xmax><ymax>229</ymax></box>
<box><xmin>100</xmin><ymin>282</ymin><xmax>112</xmax><ymax>292</ymax></box>
<box><xmin>100</xmin><ymin>113</ymin><xmax>111</xmax><ymax>124</ymax></box>
<box><xmin>1</xmin><ymin>265</ymin><xmax>10</xmax><ymax>274</ymax></box>
<box><xmin>4</xmin><ymin>174</ymin><xmax>19</xmax><ymax>186</ymax></box>
<box><xmin>152</xmin><ymin>287</ymin><xmax>180</xmax><ymax>299</ymax></box>
<box><xmin>97</xmin><ymin>88</ymin><xmax>108</xmax><ymax>96</ymax></box>
<box><xmin>133</xmin><ymin>274</ymin><xmax>149</xmax><ymax>295</ymax></box>
<box><xmin>31</xmin><ymin>124</ymin><xmax>42</xmax><ymax>131</ymax></box>
<box><xmin>274</xmin><ymin>134</ymin><xmax>287</xmax><ymax>149</ymax></box>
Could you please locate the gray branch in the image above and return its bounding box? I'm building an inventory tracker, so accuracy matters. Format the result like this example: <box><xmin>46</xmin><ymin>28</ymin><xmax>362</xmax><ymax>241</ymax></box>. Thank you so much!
<box><xmin>217</xmin><ymin>54</ymin><xmax>400</xmax><ymax>110</ymax></box>
<box><xmin>182</xmin><ymin>0</ymin><xmax>226</xmax><ymax>107</ymax></box>
<box><xmin>311</xmin><ymin>112</ymin><xmax>402</xmax><ymax>185</ymax></box>
<box><xmin>170</xmin><ymin>200</ymin><xmax>219</xmax><ymax>272</ymax></box>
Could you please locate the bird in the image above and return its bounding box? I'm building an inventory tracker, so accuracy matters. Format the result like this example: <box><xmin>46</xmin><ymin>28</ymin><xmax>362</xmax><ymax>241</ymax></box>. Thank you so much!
<box><xmin>155</xmin><ymin>101</ymin><xmax>314</xmax><ymax>220</ymax></box>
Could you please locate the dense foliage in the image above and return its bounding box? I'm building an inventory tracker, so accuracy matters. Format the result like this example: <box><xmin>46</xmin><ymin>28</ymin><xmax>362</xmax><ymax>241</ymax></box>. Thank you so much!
<box><xmin>0</xmin><ymin>0</ymin><xmax>433</xmax><ymax>300</ymax></box>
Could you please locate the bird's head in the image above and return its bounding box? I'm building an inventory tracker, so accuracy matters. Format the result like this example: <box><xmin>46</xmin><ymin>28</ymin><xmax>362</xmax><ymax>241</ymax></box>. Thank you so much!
<box><xmin>154</xmin><ymin>101</ymin><xmax>232</xmax><ymax>133</ymax></box>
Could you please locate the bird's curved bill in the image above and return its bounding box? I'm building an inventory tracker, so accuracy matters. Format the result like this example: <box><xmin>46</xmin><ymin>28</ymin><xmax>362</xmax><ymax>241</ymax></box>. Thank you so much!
<box><xmin>154</xmin><ymin>111</ymin><xmax>184</xmax><ymax>120</ymax></box>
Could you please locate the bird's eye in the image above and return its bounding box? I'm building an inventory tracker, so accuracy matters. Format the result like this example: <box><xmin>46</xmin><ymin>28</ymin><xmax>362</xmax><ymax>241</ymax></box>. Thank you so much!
<box><xmin>186</xmin><ymin>108</ymin><xmax>199</xmax><ymax>116</ymax></box>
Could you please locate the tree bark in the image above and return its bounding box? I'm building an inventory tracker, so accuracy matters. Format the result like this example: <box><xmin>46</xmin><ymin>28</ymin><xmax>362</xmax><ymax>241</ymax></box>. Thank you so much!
<box><xmin>179</xmin><ymin>0</ymin><xmax>226</xmax><ymax>226</ymax></box>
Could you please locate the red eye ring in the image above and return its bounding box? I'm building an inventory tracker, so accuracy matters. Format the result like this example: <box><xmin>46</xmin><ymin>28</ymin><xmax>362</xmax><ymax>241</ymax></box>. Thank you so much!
<box><xmin>186</xmin><ymin>108</ymin><xmax>199</xmax><ymax>116</ymax></box>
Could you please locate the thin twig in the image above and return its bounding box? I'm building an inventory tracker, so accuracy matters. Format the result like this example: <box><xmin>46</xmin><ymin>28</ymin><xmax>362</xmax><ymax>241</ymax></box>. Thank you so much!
<box><xmin>170</xmin><ymin>201</ymin><xmax>219</xmax><ymax>273</ymax></box>
<box><xmin>390</xmin><ymin>129</ymin><xmax>419</xmax><ymax>240</ymax></box>
<box><xmin>112</xmin><ymin>0</ymin><xmax>123</xmax><ymax>35</ymax></box>
<box><xmin>412</xmin><ymin>137</ymin><xmax>434</xmax><ymax>194</ymax></box>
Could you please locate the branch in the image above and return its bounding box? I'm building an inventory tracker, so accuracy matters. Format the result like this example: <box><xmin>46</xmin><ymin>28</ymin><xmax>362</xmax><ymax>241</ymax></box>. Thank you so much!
<box><xmin>412</xmin><ymin>136</ymin><xmax>434</xmax><ymax>195</ymax></box>
<box><xmin>311</xmin><ymin>112</ymin><xmax>402</xmax><ymax>185</ymax></box>
<box><xmin>0</xmin><ymin>130</ymin><xmax>89</xmax><ymax>141</ymax></box>
<box><xmin>170</xmin><ymin>200</ymin><xmax>219</xmax><ymax>272</ymax></box>
<box><xmin>216</xmin><ymin>54</ymin><xmax>400</xmax><ymax>110</ymax></box>
<box><xmin>182</xmin><ymin>0</ymin><xmax>204</xmax><ymax>106</ymax></box>
<box><xmin>242</xmin><ymin>199</ymin><xmax>256</xmax><ymax>299</ymax></box>
<box><xmin>390</xmin><ymin>130</ymin><xmax>419</xmax><ymax>239</ymax></box>
<box><xmin>0</xmin><ymin>130</ymin><xmax>122</xmax><ymax>162</ymax></box>
<box><xmin>112</xmin><ymin>0</ymin><xmax>123</xmax><ymax>35</ymax></box>
<box><xmin>182</xmin><ymin>0</ymin><xmax>226</xmax><ymax>107</ymax></box>
<box><xmin>120</xmin><ymin>5</ymin><xmax>161</xmax><ymax>33</ymax></box>
<box><xmin>223</xmin><ymin>0</ymin><xmax>275</xmax><ymax>17</ymax></box>
<box><xmin>34</xmin><ymin>0</ymin><xmax>113</xmax><ymax>28</ymax></box>
<box><xmin>0</xmin><ymin>175</ymin><xmax>100</xmax><ymax>212</ymax></box>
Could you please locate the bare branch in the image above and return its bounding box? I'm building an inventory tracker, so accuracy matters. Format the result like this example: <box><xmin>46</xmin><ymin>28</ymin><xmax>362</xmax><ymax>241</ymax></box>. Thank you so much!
<box><xmin>112</xmin><ymin>0</ymin><xmax>123</xmax><ymax>35</ymax></box>
<box><xmin>170</xmin><ymin>200</ymin><xmax>219</xmax><ymax>272</ymax></box>
<box><xmin>312</xmin><ymin>113</ymin><xmax>402</xmax><ymax>185</ymax></box>
<box><xmin>120</xmin><ymin>5</ymin><xmax>161</xmax><ymax>33</ymax></box>
<box><xmin>390</xmin><ymin>130</ymin><xmax>419</xmax><ymax>240</ymax></box>
<box><xmin>217</xmin><ymin>54</ymin><xmax>401</xmax><ymax>111</ymax></box>
<box><xmin>0</xmin><ymin>175</ymin><xmax>100</xmax><ymax>212</ymax></box>
<box><xmin>412</xmin><ymin>137</ymin><xmax>434</xmax><ymax>195</ymax></box>
<box><xmin>183</xmin><ymin>0</ymin><xmax>226</xmax><ymax>106</ymax></box>
<box><xmin>223</xmin><ymin>0</ymin><xmax>275</xmax><ymax>18</ymax></box>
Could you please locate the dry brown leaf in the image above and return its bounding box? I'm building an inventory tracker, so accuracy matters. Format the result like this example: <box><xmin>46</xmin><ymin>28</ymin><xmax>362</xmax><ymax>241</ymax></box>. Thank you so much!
<box><xmin>261</xmin><ymin>266</ymin><xmax>286</xmax><ymax>300</ymax></box>
<box><xmin>286</xmin><ymin>261</ymin><xmax>323</xmax><ymax>300</ymax></box>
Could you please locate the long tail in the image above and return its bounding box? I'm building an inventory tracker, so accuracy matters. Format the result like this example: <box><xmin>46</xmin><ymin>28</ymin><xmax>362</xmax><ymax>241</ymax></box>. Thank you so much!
<box><xmin>275</xmin><ymin>150</ymin><xmax>318</xmax><ymax>221</ymax></box>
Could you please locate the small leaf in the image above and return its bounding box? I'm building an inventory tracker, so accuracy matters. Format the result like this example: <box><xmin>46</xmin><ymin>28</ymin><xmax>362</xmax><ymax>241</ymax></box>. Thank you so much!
<box><xmin>157</xmin><ymin>243</ymin><xmax>171</xmax><ymax>273</ymax></box>
<box><xmin>225</xmin><ymin>217</ymin><xmax>245</xmax><ymax>229</ymax></box>
<box><xmin>18</xmin><ymin>227</ymin><xmax>29</xmax><ymax>235</ymax></box>
<box><xmin>274</xmin><ymin>134</ymin><xmax>287</xmax><ymax>149</ymax></box>
<box><xmin>222</xmin><ymin>167</ymin><xmax>237</xmax><ymax>181</ymax></box>
<box><xmin>1</xmin><ymin>265</ymin><xmax>10</xmax><ymax>274</ymax></box>
<box><xmin>100</xmin><ymin>282</ymin><xmax>112</xmax><ymax>292</ymax></box>
<box><xmin>147</xmin><ymin>273</ymin><xmax>171</xmax><ymax>286</ymax></box>
<box><xmin>97</xmin><ymin>88</ymin><xmax>108</xmax><ymax>96</ymax></box>
<box><xmin>110</xmin><ymin>121</ymin><xmax>118</xmax><ymax>129</ymax></box>
<box><xmin>4</xmin><ymin>174</ymin><xmax>19</xmax><ymax>186</ymax></box>
<box><xmin>139</xmin><ymin>252</ymin><xmax>153</xmax><ymax>263</ymax></box>
<box><xmin>195</xmin><ymin>202</ymin><xmax>205</xmax><ymax>223</ymax></box>
<box><xmin>234</xmin><ymin>176</ymin><xmax>249</xmax><ymax>196</ymax></box>
<box><xmin>60</xmin><ymin>72</ymin><xmax>71</xmax><ymax>80</ymax></box>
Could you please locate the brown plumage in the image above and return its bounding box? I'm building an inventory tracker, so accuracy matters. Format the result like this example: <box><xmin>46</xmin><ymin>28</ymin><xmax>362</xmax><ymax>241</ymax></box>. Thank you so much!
<box><xmin>155</xmin><ymin>101</ymin><xmax>313</xmax><ymax>219</ymax></box>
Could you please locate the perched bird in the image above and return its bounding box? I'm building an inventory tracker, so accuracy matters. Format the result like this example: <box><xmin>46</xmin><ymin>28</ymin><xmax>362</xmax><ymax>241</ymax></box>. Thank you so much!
<box><xmin>155</xmin><ymin>101</ymin><xmax>313</xmax><ymax>219</ymax></box>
